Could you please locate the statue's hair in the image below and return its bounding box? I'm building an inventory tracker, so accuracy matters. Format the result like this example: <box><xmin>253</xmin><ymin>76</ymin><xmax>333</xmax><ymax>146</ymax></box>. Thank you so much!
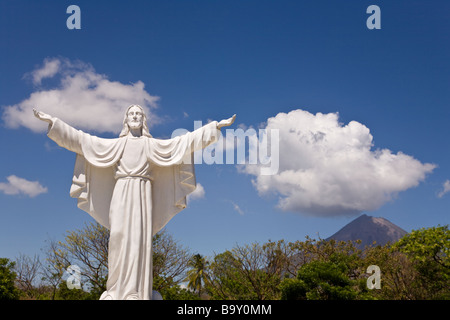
<box><xmin>119</xmin><ymin>104</ymin><xmax>152</xmax><ymax>138</ymax></box>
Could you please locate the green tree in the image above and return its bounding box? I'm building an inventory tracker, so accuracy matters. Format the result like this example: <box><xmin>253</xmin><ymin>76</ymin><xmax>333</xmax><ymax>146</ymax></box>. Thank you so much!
<box><xmin>0</xmin><ymin>258</ymin><xmax>20</xmax><ymax>300</ymax></box>
<box><xmin>393</xmin><ymin>225</ymin><xmax>450</xmax><ymax>299</ymax></box>
<box><xmin>43</xmin><ymin>223</ymin><xmax>192</xmax><ymax>299</ymax></box>
<box><xmin>152</xmin><ymin>230</ymin><xmax>192</xmax><ymax>297</ymax></box>
<box><xmin>363</xmin><ymin>244</ymin><xmax>422</xmax><ymax>299</ymax></box>
<box><xmin>14</xmin><ymin>254</ymin><xmax>48</xmax><ymax>300</ymax></box>
<box><xmin>280</xmin><ymin>253</ymin><xmax>369</xmax><ymax>300</ymax></box>
<box><xmin>54</xmin><ymin>282</ymin><xmax>91</xmax><ymax>300</ymax></box>
<box><xmin>160</xmin><ymin>284</ymin><xmax>200</xmax><ymax>300</ymax></box>
<box><xmin>207</xmin><ymin>238</ymin><xmax>366</xmax><ymax>300</ymax></box>
<box><xmin>186</xmin><ymin>254</ymin><xmax>211</xmax><ymax>297</ymax></box>
<box><xmin>207</xmin><ymin>250</ymin><xmax>253</xmax><ymax>300</ymax></box>
<box><xmin>394</xmin><ymin>225</ymin><xmax>449</xmax><ymax>269</ymax></box>
<box><xmin>44</xmin><ymin>222</ymin><xmax>109</xmax><ymax>299</ymax></box>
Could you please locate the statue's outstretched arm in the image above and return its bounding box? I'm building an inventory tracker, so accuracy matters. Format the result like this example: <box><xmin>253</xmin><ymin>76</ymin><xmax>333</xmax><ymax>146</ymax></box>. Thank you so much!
<box><xmin>33</xmin><ymin>108</ymin><xmax>85</xmax><ymax>154</ymax></box>
<box><xmin>217</xmin><ymin>114</ymin><xmax>236</xmax><ymax>129</ymax></box>
<box><xmin>33</xmin><ymin>108</ymin><xmax>54</xmax><ymax>125</ymax></box>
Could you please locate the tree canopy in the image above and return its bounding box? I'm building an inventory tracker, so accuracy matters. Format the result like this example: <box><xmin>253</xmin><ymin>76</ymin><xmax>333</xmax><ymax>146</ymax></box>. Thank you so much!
<box><xmin>1</xmin><ymin>223</ymin><xmax>449</xmax><ymax>300</ymax></box>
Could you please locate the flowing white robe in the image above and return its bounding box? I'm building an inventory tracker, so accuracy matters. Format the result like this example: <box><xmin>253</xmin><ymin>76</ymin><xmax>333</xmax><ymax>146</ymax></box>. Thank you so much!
<box><xmin>47</xmin><ymin>118</ymin><xmax>220</xmax><ymax>300</ymax></box>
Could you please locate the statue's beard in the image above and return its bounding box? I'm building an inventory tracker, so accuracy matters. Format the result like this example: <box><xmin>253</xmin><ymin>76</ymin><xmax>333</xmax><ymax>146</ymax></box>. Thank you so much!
<box><xmin>128</xmin><ymin>121</ymin><xmax>142</xmax><ymax>130</ymax></box>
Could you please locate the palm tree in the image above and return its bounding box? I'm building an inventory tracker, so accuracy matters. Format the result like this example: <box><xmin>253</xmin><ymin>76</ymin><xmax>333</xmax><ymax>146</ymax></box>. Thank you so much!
<box><xmin>186</xmin><ymin>254</ymin><xmax>211</xmax><ymax>297</ymax></box>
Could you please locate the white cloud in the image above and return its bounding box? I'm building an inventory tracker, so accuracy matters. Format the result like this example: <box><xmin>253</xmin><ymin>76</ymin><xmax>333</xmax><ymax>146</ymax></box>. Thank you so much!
<box><xmin>0</xmin><ymin>175</ymin><xmax>48</xmax><ymax>197</ymax></box>
<box><xmin>27</xmin><ymin>57</ymin><xmax>61</xmax><ymax>85</ymax></box>
<box><xmin>231</xmin><ymin>201</ymin><xmax>245</xmax><ymax>215</ymax></box>
<box><xmin>437</xmin><ymin>180</ymin><xmax>450</xmax><ymax>198</ymax></box>
<box><xmin>243</xmin><ymin>109</ymin><xmax>436</xmax><ymax>217</ymax></box>
<box><xmin>2</xmin><ymin>57</ymin><xmax>160</xmax><ymax>134</ymax></box>
<box><xmin>187</xmin><ymin>183</ymin><xmax>205</xmax><ymax>201</ymax></box>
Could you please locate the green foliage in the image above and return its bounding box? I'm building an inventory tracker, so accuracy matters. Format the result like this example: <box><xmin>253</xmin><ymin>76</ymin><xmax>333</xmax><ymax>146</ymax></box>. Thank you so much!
<box><xmin>186</xmin><ymin>254</ymin><xmax>211</xmax><ymax>297</ymax></box>
<box><xmin>279</xmin><ymin>278</ymin><xmax>307</xmax><ymax>300</ymax></box>
<box><xmin>363</xmin><ymin>245</ymin><xmax>416</xmax><ymax>299</ymax></box>
<box><xmin>280</xmin><ymin>259</ymin><xmax>365</xmax><ymax>300</ymax></box>
<box><xmin>8</xmin><ymin>224</ymin><xmax>450</xmax><ymax>300</ymax></box>
<box><xmin>54</xmin><ymin>282</ymin><xmax>91</xmax><ymax>300</ymax></box>
<box><xmin>152</xmin><ymin>230</ymin><xmax>192</xmax><ymax>293</ymax></box>
<box><xmin>394</xmin><ymin>225</ymin><xmax>449</xmax><ymax>268</ymax></box>
<box><xmin>152</xmin><ymin>274</ymin><xmax>199</xmax><ymax>300</ymax></box>
<box><xmin>278</xmin><ymin>242</ymin><xmax>372</xmax><ymax>301</ymax></box>
<box><xmin>206</xmin><ymin>242</ymin><xmax>287</xmax><ymax>300</ymax></box>
<box><xmin>160</xmin><ymin>284</ymin><xmax>200</xmax><ymax>300</ymax></box>
<box><xmin>0</xmin><ymin>258</ymin><xmax>20</xmax><ymax>300</ymax></box>
<box><xmin>393</xmin><ymin>225</ymin><xmax>450</xmax><ymax>299</ymax></box>
<box><xmin>206</xmin><ymin>250</ymin><xmax>252</xmax><ymax>300</ymax></box>
<box><xmin>44</xmin><ymin>222</ymin><xmax>109</xmax><ymax>299</ymax></box>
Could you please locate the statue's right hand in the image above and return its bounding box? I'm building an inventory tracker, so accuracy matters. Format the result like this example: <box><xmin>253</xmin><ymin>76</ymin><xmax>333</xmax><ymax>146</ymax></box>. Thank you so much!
<box><xmin>33</xmin><ymin>108</ymin><xmax>53</xmax><ymax>124</ymax></box>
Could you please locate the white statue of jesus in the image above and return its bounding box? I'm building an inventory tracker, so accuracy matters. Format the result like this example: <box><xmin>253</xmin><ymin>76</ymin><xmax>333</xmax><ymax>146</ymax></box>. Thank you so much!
<box><xmin>34</xmin><ymin>105</ymin><xmax>235</xmax><ymax>300</ymax></box>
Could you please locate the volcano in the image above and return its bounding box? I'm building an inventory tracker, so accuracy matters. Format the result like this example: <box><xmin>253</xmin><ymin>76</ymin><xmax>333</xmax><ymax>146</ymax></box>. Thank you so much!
<box><xmin>326</xmin><ymin>214</ymin><xmax>408</xmax><ymax>248</ymax></box>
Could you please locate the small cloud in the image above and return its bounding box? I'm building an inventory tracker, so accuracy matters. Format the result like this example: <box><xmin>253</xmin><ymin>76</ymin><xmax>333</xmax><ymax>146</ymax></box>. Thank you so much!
<box><xmin>437</xmin><ymin>180</ymin><xmax>450</xmax><ymax>198</ymax></box>
<box><xmin>0</xmin><ymin>175</ymin><xmax>48</xmax><ymax>197</ymax></box>
<box><xmin>231</xmin><ymin>201</ymin><xmax>245</xmax><ymax>215</ymax></box>
<box><xmin>26</xmin><ymin>57</ymin><xmax>61</xmax><ymax>85</ymax></box>
<box><xmin>44</xmin><ymin>141</ymin><xmax>61</xmax><ymax>152</ymax></box>
<box><xmin>187</xmin><ymin>183</ymin><xmax>205</xmax><ymax>202</ymax></box>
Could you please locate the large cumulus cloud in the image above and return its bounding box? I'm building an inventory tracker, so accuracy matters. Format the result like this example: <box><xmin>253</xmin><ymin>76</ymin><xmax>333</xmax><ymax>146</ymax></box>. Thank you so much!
<box><xmin>243</xmin><ymin>109</ymin><xmax>436</xmax><ymax>217</ymax></box>
<box><xmin>2</xmin><ymin>57</ymin><xmax>159</xmax><ymax>134</ymax></box>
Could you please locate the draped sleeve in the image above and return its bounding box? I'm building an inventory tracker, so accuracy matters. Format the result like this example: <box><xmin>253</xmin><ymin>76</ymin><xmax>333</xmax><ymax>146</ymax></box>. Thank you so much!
<box><xmin>146</xmin><ymin>120</ymin><xmax>221</xmax><ymax>234</ymax></box>
<box><xmin>147</xmin><ymin>120</ymin><xmax>220</xmax><ymax>166</ymax></box>
<box><xmin>47</xmin><ymin>118</ymin><xmax>127</xmax><ymax>228</ymax></box>
<box><xmin>47</xmin><ymin>118</ymin><xmax>85</xmax><ymax>155</ymax></box>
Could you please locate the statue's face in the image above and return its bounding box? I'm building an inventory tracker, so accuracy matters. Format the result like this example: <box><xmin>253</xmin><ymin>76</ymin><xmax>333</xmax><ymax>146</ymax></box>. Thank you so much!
<box><xmin>126</xmin><ymin>106</ymin><xmax>144</xmax><ymax>130</ymax></box>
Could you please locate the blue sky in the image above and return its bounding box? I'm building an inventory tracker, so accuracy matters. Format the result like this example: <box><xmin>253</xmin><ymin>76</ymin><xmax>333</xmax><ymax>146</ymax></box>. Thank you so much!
<box><xmin>0</xmin><ymin>0</ymin><xmax>449</xmax><ymax>260</ymax></box>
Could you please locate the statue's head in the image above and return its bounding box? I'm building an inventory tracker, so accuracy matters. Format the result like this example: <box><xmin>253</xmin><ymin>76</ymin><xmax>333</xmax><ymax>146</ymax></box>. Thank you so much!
<box><xmin>119</xmin><ymin>104</ymin><xmax>152</xmax><ymax>137</ymax></box>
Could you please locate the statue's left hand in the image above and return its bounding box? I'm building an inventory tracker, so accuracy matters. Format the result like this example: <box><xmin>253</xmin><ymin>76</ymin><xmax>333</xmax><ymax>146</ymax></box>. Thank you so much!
<box><xmin>33</xmin><ymin>108</ymin><xmax>53</xmax><ymax>124</ymax></box>
<box><xmin>217</xmin><ymin>114</ymin><xmax>236</xmax><ymax>129</ymax></box>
